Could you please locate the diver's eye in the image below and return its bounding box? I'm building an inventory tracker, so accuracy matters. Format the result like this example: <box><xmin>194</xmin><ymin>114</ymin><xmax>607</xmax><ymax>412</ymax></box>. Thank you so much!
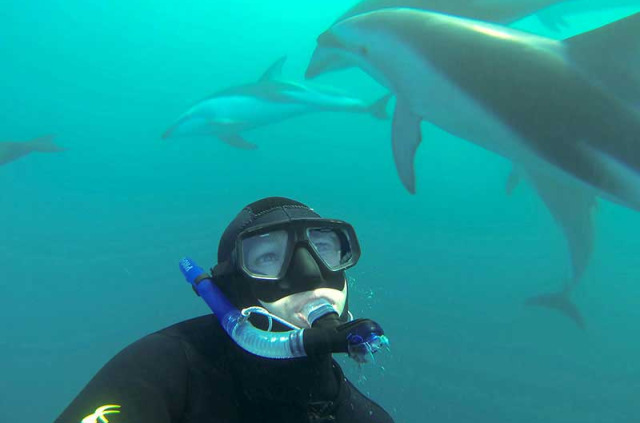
<box><xmin>255</xmin><ymin>252</ymin><xmax>280</xmax><ymax>265</ymax></box>
<box><xmin>314</xmin><ymin>242</ymin><xmax>334</xmax><ymax>253</ymax></box>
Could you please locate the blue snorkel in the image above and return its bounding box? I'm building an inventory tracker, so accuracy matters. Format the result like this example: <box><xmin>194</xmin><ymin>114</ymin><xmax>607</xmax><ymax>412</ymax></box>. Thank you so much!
<box><xmin>179</xmin><ymin>257</ymin><xmax>389</xmax><ymax>362</ymax></box>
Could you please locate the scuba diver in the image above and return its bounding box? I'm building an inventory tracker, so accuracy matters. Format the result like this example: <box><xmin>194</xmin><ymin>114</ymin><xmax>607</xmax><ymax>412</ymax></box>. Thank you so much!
<box><xmin>55</xmin><ymin>197</ymin><xmax>394</xmax><ymax>423</ymax></box>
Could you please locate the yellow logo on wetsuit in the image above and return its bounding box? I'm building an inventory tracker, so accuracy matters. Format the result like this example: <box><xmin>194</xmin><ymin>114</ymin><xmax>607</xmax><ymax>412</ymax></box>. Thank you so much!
<box><xmin>81</xmin><ymin>404</ymin><xmax>121</xmax><ymax>423</ymax></box>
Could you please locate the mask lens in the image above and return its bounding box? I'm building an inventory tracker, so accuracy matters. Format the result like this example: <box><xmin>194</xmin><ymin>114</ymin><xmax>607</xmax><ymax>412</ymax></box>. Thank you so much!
<box><xmin>241</xmin><ymin>230</ymin><xmax>289</xmax><ymax>279</ymax></box>
<box><xmin>307</xmin><ymin>227</ymin><xmax>353</xmax><ymax>270</ymax></box>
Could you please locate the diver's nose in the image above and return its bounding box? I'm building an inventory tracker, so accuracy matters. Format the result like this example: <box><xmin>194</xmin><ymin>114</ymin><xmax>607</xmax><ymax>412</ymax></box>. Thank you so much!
<box><xmin>287</xmin><ymin>247</ymin><xmax>323</xmax><ymax>280</ymax></box>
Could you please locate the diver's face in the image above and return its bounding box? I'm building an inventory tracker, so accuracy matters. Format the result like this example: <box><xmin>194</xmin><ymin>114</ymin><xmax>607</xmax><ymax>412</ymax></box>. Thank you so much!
<box><xmin>258</xmin><ymin>283</ymin><xmax>347</xmax><ymax>328</ymax></box>
<box><xmin>239</xmin><ymin>221</ymin><xmax>355</xmax><ymax>325</ymax></box>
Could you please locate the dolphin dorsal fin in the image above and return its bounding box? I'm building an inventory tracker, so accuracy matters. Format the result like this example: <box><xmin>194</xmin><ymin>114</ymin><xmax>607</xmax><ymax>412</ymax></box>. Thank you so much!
<box><xmin>259</xmin><ymin>56</ymin><xmax>287</xmax><ymax>82</ymax></box>
<box><xmin>567</xmin><ymin>12</ymin><xmax>640</xmax><ymax>107</ymax></box>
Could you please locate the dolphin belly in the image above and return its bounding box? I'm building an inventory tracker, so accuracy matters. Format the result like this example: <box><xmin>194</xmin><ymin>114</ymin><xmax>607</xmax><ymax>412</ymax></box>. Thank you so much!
<box><xmin>281</xmin><ymin>87</ymin><xmax>367</xmax><ymax>113</ymax></box>
<box><xmin>168</xmin><ymin>96</ymin><xmax>311</xmax><ymax>138</ymax></box>
<box><xmin>201</xmin><ymin>96</ymin><xmax>311</xmax><ymax>129</ymax></box>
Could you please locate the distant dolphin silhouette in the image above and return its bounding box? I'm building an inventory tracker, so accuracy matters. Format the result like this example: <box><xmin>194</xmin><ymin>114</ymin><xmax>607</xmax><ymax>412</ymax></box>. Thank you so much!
<box><xmin>307</xmin><ymin>10</ymin><xmax>640</xmax><ymax>327</ymax></box>
<box><xmin>163</xmin><ymin>57</ymin><xmax>390</xmax><ymax>149</ymax></box>
<box><xmin>0</xmin><ymin>135</ymin><xmax>65</xmax><ymax>166</ymax></box>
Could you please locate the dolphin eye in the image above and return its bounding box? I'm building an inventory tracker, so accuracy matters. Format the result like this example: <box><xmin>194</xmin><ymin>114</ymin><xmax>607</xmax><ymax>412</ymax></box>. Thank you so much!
<box><xmin>359</xmin><ymin>46</ymin><xmax>369</xmax><ymax>56</ymax></box>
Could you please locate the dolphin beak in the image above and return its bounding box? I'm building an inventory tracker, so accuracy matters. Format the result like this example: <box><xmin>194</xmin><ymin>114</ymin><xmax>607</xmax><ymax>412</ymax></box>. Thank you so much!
<box><xmin>305</xmin><ymin>31</ymin><xmax>353</xmax><ymax>79</ymax></box>
<box><xmin>162</xmin><ymin>115</ymin><xmax>188</xmax><ymax>139</ymax></box>
<box><xmin>305</xmin><ymin>46</ymin><xmax>353</xmax><ymax>79</ymax></box>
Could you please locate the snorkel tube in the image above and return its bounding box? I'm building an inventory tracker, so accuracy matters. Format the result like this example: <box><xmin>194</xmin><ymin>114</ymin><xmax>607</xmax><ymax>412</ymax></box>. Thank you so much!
<box><xmin>179</xmin><ymin>257</ymin><xmax>389</xmax><ymax>362</ymax></box>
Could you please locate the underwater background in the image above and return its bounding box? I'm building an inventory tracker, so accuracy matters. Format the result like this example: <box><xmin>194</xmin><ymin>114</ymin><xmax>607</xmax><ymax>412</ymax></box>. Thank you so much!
<box><xmin>2</xmin><ymin>1</ymin><xmax>640</xmax><ymax>422</ymax></box>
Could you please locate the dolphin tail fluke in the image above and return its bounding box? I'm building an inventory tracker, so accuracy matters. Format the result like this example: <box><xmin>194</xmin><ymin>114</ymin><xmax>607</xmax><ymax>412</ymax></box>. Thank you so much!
<box><xmin>525</xmin><ymin>291</ymin><xmax>585</xmax><ymax>329</ymax></box>
<box><xmin>567</xmin><ymin>12</ymin><xmax>640</xmax><ymax>106</ymax></box>
<box><xmin>28</xmin><ymin>135</ymin><xmax>65</xmax><ymax>153</ymax></box>
<box><xmin>367</xmin><ymin>93</ymin><xmax>392</xmax><ymax>120</ymax></box>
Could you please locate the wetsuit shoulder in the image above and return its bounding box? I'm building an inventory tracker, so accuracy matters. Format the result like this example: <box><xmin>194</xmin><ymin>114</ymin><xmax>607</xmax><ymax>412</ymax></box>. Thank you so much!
<box><xmin>332</xmin><ymin>363</ymin><xmax>395</xmax><ymax>423</ymax></box>
<box><xmin>54</xmin><ymin>315</ymin><xmax>227</xmax><ymax>423</ymax></box>
<box><xmin>342</xmin><ymin>379</ymin><xmax>395</xmax><ymax>423</ymax></box>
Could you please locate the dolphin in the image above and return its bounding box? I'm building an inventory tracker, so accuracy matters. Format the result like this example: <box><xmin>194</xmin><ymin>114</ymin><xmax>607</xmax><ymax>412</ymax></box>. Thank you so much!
<box><xmin>311</xmin><ymin>2</ymin><xmax>640</xmax><ymax>102</ymax></box>
<box><xmin>307</xmin><ymin>10</ymin><xmax>640</xmax><ymax>326</ymax></box>
<box><xmin>0</xmin><ymin>135</ymin><xmax>65</xmax><ymax>166</ymax></box>
<box><xmin>162</xmin><ymin>57</ymin><xmax>390</xmax><ymax>149</ymax></box>
<box><xmin>310</xmin><ymin>0</ymin><xmax>566</xmax><ymax>78</ymax></box>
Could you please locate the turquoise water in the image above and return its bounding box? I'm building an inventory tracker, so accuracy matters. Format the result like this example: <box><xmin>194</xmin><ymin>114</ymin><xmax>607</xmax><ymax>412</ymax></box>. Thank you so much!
<box><xmin>2</xmin><ymin>1</ymin><xmax>640</xmax><ymax>422</ymax></box>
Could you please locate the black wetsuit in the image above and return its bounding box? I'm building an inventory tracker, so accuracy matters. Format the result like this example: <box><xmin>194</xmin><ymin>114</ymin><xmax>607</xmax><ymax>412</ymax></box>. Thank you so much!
<box><xmin>55</xmin><ymin>315</ymin><xmax>394</xmax><ymax>423</ymax></box>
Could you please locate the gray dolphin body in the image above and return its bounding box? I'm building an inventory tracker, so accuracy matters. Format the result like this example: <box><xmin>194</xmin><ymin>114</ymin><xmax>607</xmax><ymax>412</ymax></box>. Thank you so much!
<box><xmin>163</xmin><ymin>57</ymin><xmax>390</xmax><ymax>148</ymax></box>
<box><xmin>307</xmin><ymin>10</ymin><xmax>640</xmax><ymax>327</ymax></box>
<box><xmin>0</xmin><ymin>135</ymin><xmax>65</xmax><ymax>166</ymax></box>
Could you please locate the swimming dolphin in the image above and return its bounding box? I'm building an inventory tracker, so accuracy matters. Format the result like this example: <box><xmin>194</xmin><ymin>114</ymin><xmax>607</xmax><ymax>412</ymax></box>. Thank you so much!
<box><xmin>309</xmin><ymin>11</ymin><xmax>640</xmax><ymax>322</ymax></box>
<box><xmin>162</xmin><ymin>57</ymin><xmax>390</xmax><ymax>149</ymax></box>
<box><xmin>308</xmin><ymin>10</ymin><xmax>640</xmax><ymax>207</ymax></box>
<box><xmin>307</xmin><ymin>10</ymin><xmax>640</xmax><ymax>326</ymax></box>
<box><xmin>311</xmin><ymin>2</ymin><xmax>640</xmax><ymax>105</ymax></box>
<box><xmin>309</xmin><ymin>0</ymin><xmax>565</xmax><ymax>78</ymax></box>
<box><xmin>0</xmin><ymin>135</ymin><xmax>65</xmax><ymax>166</ymax></box>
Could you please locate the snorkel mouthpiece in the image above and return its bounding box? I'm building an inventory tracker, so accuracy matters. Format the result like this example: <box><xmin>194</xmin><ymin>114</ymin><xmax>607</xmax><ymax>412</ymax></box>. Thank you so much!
<box><xmin>179</xmin><ymin>257</ymin><xmax>389</xmax><ymax>362</ymax></box>
<box><xmin>303</xmin><ymin>299</ymin><xmax>339</xmax><ymax>327</ymax></box>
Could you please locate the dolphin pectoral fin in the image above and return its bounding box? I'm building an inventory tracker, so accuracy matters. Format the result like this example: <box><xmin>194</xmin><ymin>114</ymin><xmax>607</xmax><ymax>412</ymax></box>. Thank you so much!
<box><xmin>392</xmin><ymin>100</ymin><xmax>422</xmax><ymax>194</ymax></box>
<box><xmin>259</xmin><ymin>56</ymin><xmax>287</xmax><ymax>82</ymax></box>
<box><xmin>525</xmin><ymin>291</ymin><xmax>585</xmax><ymax>329</ymax></box>
<box><xmin>219</xmin><ymin>134</ymin><xmax>258</xmax><ymax>150</ymax></box>
<box><xmin>505</xmin><ymin>165</ymin><xmax>522</xmax><ymax>196</ymax></box>
<box><xmin>367</xmin><ymin>93</ymin><xmax>393</xmax><ymax>120</ymax></box>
